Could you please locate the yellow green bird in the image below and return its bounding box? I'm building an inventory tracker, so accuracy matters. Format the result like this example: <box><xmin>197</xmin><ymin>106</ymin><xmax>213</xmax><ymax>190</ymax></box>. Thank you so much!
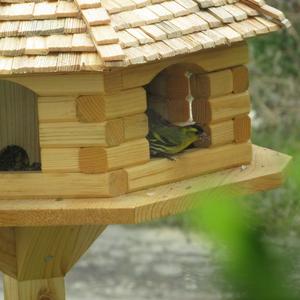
<box><xmin>147</xmin><ymin>109</ymin><xmax>209</xmax><ymax>159</ymax></box>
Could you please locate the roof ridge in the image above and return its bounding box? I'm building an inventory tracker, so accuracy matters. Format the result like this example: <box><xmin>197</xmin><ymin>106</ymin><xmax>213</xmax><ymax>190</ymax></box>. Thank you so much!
<box><xmin>72</xmin><ymin>0</ymin><xmax>126</xmax><ymax>63</ymax></box>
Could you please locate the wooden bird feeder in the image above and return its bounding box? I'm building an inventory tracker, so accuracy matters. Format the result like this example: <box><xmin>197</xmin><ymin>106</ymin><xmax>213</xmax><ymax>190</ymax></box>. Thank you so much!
<box><xmin>0</xmin><ymin>0</ymin><xmax>292</xmax><ymax>298</ymax></box>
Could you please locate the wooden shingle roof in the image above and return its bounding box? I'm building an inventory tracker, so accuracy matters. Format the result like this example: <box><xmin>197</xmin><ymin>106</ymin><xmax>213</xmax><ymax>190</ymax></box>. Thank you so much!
<box><xmin>0</xmin><ymin>0</ymin><xmax>290</xmax><ymax>74</ymax></box>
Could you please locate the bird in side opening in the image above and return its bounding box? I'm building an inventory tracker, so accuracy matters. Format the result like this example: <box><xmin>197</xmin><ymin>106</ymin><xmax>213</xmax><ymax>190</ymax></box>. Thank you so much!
<box><xmin>0</xmin><ymin>145</ymin><xmax>41</xmax><ymax>171</ymax></box>
<box><xmin>146</xmin><ymin>109</ymin><xmax>210</xmax><ymax>159</ymax></box>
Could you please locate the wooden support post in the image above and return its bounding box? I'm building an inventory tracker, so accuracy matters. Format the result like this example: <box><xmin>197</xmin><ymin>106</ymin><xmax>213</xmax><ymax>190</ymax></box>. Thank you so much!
<box><xmin>0</xmin><ymin>225</ymin><xmax>106</xmax><ymax>300</ymax></box>
<box><xmin>3</xmin><ymin>275</ymin><xmax>65</xmax><ymax>300</ymax></box>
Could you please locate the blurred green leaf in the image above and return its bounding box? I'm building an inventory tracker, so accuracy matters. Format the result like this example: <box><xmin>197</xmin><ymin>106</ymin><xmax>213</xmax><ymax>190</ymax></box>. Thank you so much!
<box><xmin>190</xmin><ymin>188</ymin><xmax>298</xmax><ymax>300</ymax></box>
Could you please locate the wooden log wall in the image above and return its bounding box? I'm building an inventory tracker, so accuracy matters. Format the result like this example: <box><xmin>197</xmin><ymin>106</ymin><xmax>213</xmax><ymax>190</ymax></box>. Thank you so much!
<box><xmin>191</xmin><ymin>65</ymin><xmax>252</xmax><ymax>147</ymax></box>
<box><xmin>26</xmin><ymin>86</ymin><xmax>150</xmax><ymax>199</ymax></box>
<box><xmin>125</xmin><ymin>61</ymin><xmax>252</xmax><ymax>193</ymax></box>
<box><xmin>146</xmin><ymin>65</ymin><xmax>251</xmax><ymax>147</ymax></box>
<box><xmin>0</xmin><ymin>42</ymin><xmax>252</xmax><ymax>199</ymax></box>
<box><xmin>125</xmin><ymin>143</ymin><xmax>252</xmax><ymax>192</ymax></box>
<box><xmin>39</xmin><ymin>88</ymin><xmax>150</xmax><ymax>176</ymax></box>
<box><xmin>0</xmin><ymin>80</ymin><xmax>40</xmax><ymax>164</ymax></box>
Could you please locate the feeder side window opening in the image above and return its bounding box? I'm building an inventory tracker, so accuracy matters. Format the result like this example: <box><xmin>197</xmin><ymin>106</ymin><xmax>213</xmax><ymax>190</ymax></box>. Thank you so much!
<box><xmin>145</xmin><ymin>66</ymin><xmax>210</xmax><ymax>160</ymax></box>
<box><xmin>0</xmin><ymin>80</ymin><xmax>41</xmax><ymax>172</ymax></box>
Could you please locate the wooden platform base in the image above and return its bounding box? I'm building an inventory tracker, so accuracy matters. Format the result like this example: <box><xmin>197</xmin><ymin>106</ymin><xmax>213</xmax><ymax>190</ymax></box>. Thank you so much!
<box><xmin>0</xmin><ymin>145</ymin><xmax>291</xmax><ymax>300</ymax></box>
<box><xmin>0</xmin><ymin>145</ymin><xmax>291</xmax><ymax>227</ymax></box>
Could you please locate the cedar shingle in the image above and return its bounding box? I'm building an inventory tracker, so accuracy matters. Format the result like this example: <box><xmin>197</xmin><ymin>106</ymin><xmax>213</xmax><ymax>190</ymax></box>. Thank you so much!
<box><xmin>0</xmin><ymin>0</ymin><xmax>288</xmax><ymax>71</ymax></box>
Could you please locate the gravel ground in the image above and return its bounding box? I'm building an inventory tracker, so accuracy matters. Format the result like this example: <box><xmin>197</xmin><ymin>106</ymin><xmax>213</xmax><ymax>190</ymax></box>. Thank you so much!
<box><xmin>66</xmin><ymin>225</ymin><xmax>224</xmax><ymax>300</ymax></box>
<box><xmin>0</xmin><ymin>225</ymin><xmax>225</xmax><ymax>300</ymax></box>
<box><xmin>1</xmin><ymin>225</ymin><xmax>298</xmax><ymax>300</ymax></box>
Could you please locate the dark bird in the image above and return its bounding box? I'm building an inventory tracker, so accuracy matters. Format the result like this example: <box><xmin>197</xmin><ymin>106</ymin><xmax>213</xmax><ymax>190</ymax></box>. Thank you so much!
<box><xmin>0</xmin><ymin>145</ymin><xmax>31</xmax><ymax>171</ymax></box>
<box><xmin>147</xmin><ymin>109</ymin><xmax>209</xmax><ymax>159</ymax></box>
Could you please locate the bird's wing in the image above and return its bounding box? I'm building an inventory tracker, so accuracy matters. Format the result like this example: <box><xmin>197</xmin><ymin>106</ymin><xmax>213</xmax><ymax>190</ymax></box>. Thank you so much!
<box><xmin>155</xmin><ymin>126</ymin><xmax>185</xmax><ymax>145</ymax></box>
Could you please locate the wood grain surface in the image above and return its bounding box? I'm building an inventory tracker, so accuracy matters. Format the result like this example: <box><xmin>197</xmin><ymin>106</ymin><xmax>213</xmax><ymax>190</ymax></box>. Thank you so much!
<box><xmin>0</xmin><ymin>145</ymin><xmax>291</xmax><ymax>227</ymax></box>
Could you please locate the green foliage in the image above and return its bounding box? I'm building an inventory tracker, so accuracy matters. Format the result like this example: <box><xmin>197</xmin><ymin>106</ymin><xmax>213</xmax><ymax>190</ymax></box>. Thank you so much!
<box><xmin>190</xmin><ymin>6</ymin><xmax>300</xmax><ymax>295</ymax></box>
<box><xmin>250</xmin><ymin>30</ymin><xmax>300</xmax><ymax>78</ymax></box>
<box><xmin>188</xmin><ymin>153</ymin><xmax>300</xmax><ymax>299</ymax></box>
<box><xmin>189</xmin><ymin>190</ymin><xmax>299</xmax><ymax>300</ymax></box>
<box><xmin>249</xmin><ymin>0</ymin><xmax>300</xmax><ymax>78</ymax></box>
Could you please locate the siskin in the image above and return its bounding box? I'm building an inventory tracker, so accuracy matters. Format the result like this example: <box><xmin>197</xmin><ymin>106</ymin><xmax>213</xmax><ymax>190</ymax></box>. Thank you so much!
<box><xmin>147</xmin><ymin>109</ymin><xmax>209</xmax><ymax>159</ymax></box>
